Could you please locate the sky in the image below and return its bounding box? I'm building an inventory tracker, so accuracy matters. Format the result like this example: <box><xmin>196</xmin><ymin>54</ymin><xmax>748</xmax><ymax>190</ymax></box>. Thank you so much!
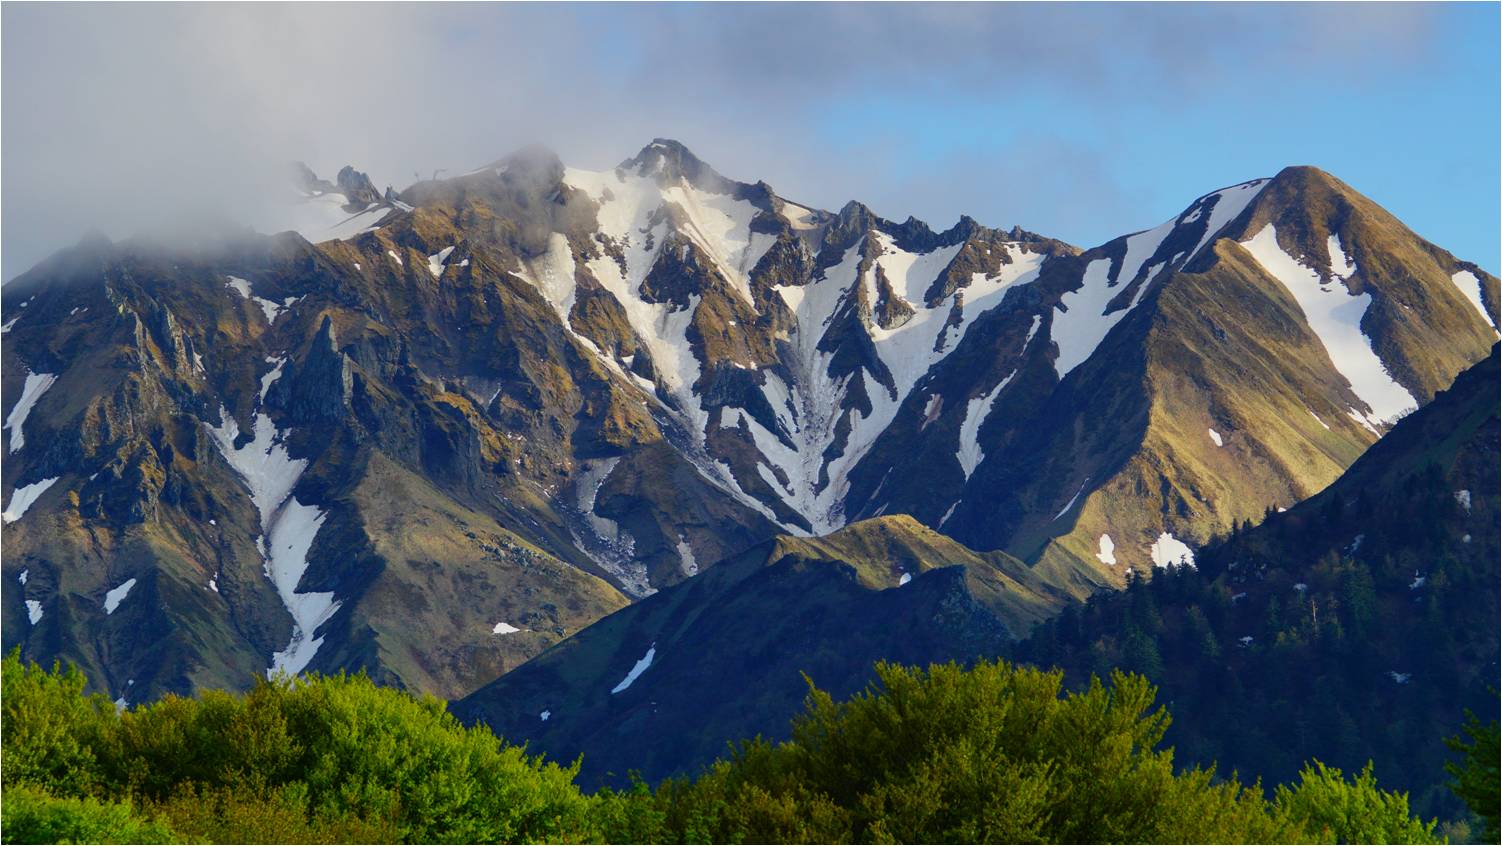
<box><xmin>3</xmin><ymin>2</ymin><xmax>1498</xmax><ymax>280</ymax></box>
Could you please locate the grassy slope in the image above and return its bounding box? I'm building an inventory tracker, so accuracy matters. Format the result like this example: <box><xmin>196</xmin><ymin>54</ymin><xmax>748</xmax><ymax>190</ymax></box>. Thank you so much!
<box><xmin>453</xmin><ymin>514</ymin><xmax>1071</xmax><ymax>786</ymax></box>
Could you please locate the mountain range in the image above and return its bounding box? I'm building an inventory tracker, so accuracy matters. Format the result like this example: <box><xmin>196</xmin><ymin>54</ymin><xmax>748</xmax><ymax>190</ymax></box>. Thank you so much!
<box><xmin>3</xmin><ymin>139</ymin><xmax>1496</xmax><ymax>768</ymax></box>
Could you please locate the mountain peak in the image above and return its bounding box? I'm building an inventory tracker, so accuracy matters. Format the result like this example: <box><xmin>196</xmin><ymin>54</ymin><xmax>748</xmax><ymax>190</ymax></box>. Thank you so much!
<box><xmin>620</xmin><ymin>138</ymin><xmax>732</xmax><ymax>192</ymax></box>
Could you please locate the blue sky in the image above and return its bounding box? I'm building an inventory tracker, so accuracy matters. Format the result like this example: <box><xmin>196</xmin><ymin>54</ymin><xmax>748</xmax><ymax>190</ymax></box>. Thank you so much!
<box><xmin>4</xmin><ymin>3</ymin><xmax>1498</xmax><ymax>276</ymax></box>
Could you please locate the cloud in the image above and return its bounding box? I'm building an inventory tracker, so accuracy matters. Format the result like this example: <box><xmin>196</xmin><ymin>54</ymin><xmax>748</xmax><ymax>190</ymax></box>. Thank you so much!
<box><xmin>0</xmin><ymin>2</ymin><xmax>1466</xmax><ymax>280</ymax></box>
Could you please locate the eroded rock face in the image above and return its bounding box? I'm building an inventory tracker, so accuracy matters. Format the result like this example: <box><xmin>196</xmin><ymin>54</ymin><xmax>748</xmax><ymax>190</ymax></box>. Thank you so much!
<box><xmin>335</xmin><ymin>165</ymin><xmax>381</xmax><ymax>210</ymax></box>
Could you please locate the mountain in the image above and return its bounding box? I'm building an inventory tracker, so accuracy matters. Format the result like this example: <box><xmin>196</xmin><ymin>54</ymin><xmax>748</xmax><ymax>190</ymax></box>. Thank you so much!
<box><xmin>2</xmin><ymin>139</ymin><xmax>1495</xmax><ymax>706</ymax></box>
<box><xmin>1018</xmin><ymin>346</ymin><xmax>1500</xmax><ymax>820</ymax></box>
<box><xmin>452</xmin><ymin>514</ymin><xmax>1071</xmax><ymax>786</ymax></box>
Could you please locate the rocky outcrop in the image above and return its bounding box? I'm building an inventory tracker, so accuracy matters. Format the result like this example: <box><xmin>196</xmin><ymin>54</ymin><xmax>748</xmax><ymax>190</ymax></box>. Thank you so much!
<box><xmin>335</xmin><ymin>166</ymin><xmax>381</xmax><ymax>210</ymax></box>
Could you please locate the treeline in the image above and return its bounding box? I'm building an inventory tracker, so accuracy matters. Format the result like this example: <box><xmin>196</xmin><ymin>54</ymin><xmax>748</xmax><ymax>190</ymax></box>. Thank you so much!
<box><xmin>1017</xmin><ymin>461</ymin><xmax>1498</xmax><ymax>828</ymax></box>
<box><xmin>2</xmin><ymin>651</ymin><xmax>1475</xmax><ymax>845</ymax></box>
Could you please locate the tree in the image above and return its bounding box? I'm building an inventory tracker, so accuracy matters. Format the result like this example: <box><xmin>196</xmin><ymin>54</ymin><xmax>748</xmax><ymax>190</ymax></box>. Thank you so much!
<box><xmin>1445</xmin><ymin>708</ymin><xmax>1500</xmax><ymax>842</ymax></box>
<box><xmin>1273</xmin><ymin>761</ymin><xmax>1440</xmax><ymax>844</ymax></box>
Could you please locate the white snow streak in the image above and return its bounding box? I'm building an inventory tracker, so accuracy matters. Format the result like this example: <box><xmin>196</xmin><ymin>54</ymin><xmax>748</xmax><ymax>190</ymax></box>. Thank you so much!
<box><xmin>103</xmin><ymin>578</ymin><xmax>137</xmax><ymax>614</ymax></box>
<box><xmin>3</xmin><ymin>477</ymin><xmax>58</xmax><ymax>523</ymax></box>
<box><xmin>1242</xmin><ymin>224</ymin><xmax>1415</xmax><ymax>424</ymax></box>
<box><xmin>205</xmin><ymin>407</ymin><xmax>338</xmax><ymax>677</ymax></box>
<box><xmin>956</xmin><ymin>365</ymin><xmax>1019</xmax><ymax>480</ymax></box>
<box><xmin>4</xmin><ymin>371</ymin><xmax>57</xmax><ymax>453</ymax></box>
<box><xmin>1183</xmin><ymin>180</ymin><xmax>1267</xmax><ymax>264</ymax></box>
<box><xmin>427</xmin><ymin>246</ymin><xmax>456</xmax><ymax>278</ymax></box>
<box><xmin>610</xmin><ymin>644</ymin><xmax>656</xmax><ymax>694</ymax></box>
<box><xmin>1449</xmin><ymin>270</ymin><xmax>1496</xmax><ymax>332</ymax></box>
<box><xmin>1054</xmin><ymin>478</ymin><xmax>1090</xmax><ymax>521</ymax></box>
<box><xmin>259</xmin><ymin>357</ymin><xmax>286</xmax><ymax>403</ymax></box>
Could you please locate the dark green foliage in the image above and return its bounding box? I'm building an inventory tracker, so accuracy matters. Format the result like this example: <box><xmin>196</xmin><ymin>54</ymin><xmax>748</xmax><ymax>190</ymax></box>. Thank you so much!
<box><xmin>1445</xmin><ymin>709</ymin><xmax>1500</xmax><ymax>842</ymax></box>
<box><xmin>1016</xmin><ymin>367</ymin><xmax>1500</xmax><ymax>825</ymax></box>
<box><xmin>0</xmin><ymin>651</ymin><xmax>1441</xmax><ymax>844</ymax></box>
<box><xmin>594</xmin><ymin>660</ymin><xmax>1436</xmax><ymax>844</ymax></box>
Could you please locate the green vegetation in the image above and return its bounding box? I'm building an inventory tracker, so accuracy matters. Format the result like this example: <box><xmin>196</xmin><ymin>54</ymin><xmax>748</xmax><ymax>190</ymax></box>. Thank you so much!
<box><xmin>1446</xmin><ymin>709</ymin><xmax>1500</xmax><ymax>842</ymax></box>
<box><xmin>1</xmin><ymin>651</ymin><xmax>593</xmax><ymax>844</ymax></box>
<box><xmin>1017</xmin><ymin>455</ymin><xmax>1497</xmax><ymax>827</ymax></box>
<box><xmin>2</xmin><ymin>651</ymin><xmax>1442</xmax><ymax>844</ymax></box>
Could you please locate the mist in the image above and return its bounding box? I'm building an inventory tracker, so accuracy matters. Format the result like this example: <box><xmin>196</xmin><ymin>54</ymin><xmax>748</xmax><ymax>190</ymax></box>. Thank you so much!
<box><xmin>4</xmin><ymin>2</ymin><xmax>1493</xmax><ymax>281</ymax></box>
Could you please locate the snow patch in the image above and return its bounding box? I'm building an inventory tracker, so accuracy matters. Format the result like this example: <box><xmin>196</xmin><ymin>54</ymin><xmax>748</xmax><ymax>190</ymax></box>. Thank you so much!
<box><xmin>103</xmin><ymin>578</ymin><xmax>137</xmax><ymax>614</ymax></box>
<box><xmin>1184</xmin><ymin>180</ymin><xmax>1267</xmax><ymax>264</ymax></box>
<box><xmin>540</xmin><ymin>710</ymin><xmax>551</xmax><ymax>721</ymax></box>
<box><xmin>1449</xmin><ymin>270</ymin><xmax>1496</xmax><ymax>332</ymax></box>
<box><xmin>516</xmin><ymin>234</ymin><xmax>580</xmax><ymax>326</ymax></box>
<box><xmin>570</xmin><ymin>458</ymin><xmax>649</xmax><ymax>595</ymax></box>
<box><xmin>675</xmin><ymin>535</ymin><xmax>699</xmax><ymax>576</ymax></box>
<box><xmin>1207</xmin><ymin>428</ymin><xmax>1223</xmax><ymax>447</ymax></box>
<box><xmin>4</xmin><ymin>477</ymin><xmax>58</xmax><ymax>523</ymax></box>
<box><xmin>266</xmin><ymin>499</ymin><xmax>338</xmax><ymax>678</ymax></box>
<box><xmin>1054</xmin><ymin>478</ymin><xmax>1090</xmax><ymax>521</ymax></box>
<box><xmin>226</xmin><ymin>276</ymin><xmax>295</xmax><ymax>322</ymax></box>
<box><xmin>427</xmin><ymin>246</ymin><xmax>456</xmax><ymax>278</ymax></box>
<box><xmin>1327</xmin><ymin>234</ymin><xmax>1356</xmax><ymax>278</ymax></box>
<box><xmin>1455</xmin><ymin>489</ymin><xmax>1471</xmax><ymax>512</ymax></box>
<box><xmin>1242</xmin><ymin>225</ymin><xmax>1416</xmax><ymax>423</ymax></box>
<box><xmin>939</xmin><ymin>501</ymin><xmax>959</xmax><ymax>527</ymax></box>
<box><xmin>254</xmin><ymin>193</ymin><xmax>393</xmax><ymax>242</ymax></box>
<box><xmin>610</xmin><ymin>644</ymin><xmax>656</xmax><ymax>694</ymax></box>
<box><xmin>1096</xmin><ymin>534</ymin><xmax>1116</xmax><ymax>566</ymax></box>
<box><xmin>898</xmin><ymin>572</ymin><xmax>912</xmax><ymax>586</ymax></box>
<box><xmin>205</xmin><ymin>407</ymin><xmax>337</xmax><ymax>677</ymax></box>
<box><xmin>1149</xmin><ymin>532</ymin><xmax>1196</xmax><ymax>569</ymax></box>
<box><xmin>5</xmin><ymin>371</ymin><xmax>58</xmax><ymax>453</ymax></box>
<box><xmin>956</xmin><ymin>370</ymin><xmax>1016</xmax><ymax>479</ymax></box>
<box><xmin>780</xmin><ymin>201</ymin><xmax>818</xmax><ymax>230</ymax></box>
<box><xmin>259</xmin><ymin>357</ymin><xmax>286</xmax><ymax>404</ymax></box>
<box><xmin>492</xmin><ymin>622</ymin><xmax>522</xmax><ymax>635</ymax></box>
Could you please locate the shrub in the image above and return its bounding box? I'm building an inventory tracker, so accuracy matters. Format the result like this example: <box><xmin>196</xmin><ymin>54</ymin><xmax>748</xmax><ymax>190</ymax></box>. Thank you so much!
<box><xmin>1273</xmin><ymin>761</ymin><xmax>1440</xmax><ymax>844</ymax></box>
<box><xmin>0</xmin><ymin>786</ymin><xmax>178</xmax><ymax>844</ymax></box>
<box><xmin>1</xmin><ymin>651</ymin><xmax>118</xmax><ymax>798</ymax></box>
<box><xmin>622</xmin><ymin>660</ymin><xmax>1312</xmax><ymax>843</ymax></box>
